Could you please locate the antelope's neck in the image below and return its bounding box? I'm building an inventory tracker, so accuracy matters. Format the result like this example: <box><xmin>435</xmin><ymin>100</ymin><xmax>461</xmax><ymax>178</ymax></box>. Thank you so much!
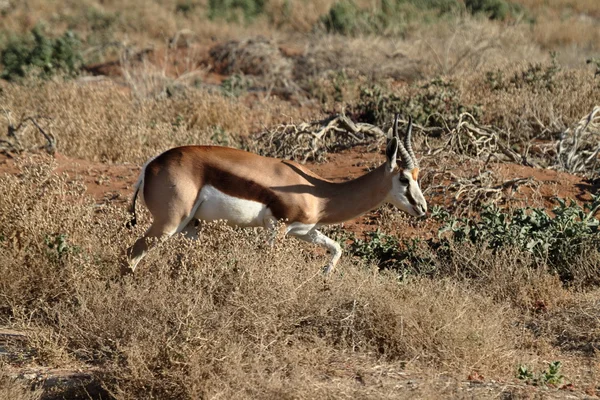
<box><xmin>318</xmin><ymin>163</ymin><xmax>391</xmax><ymax>223</ymax></box>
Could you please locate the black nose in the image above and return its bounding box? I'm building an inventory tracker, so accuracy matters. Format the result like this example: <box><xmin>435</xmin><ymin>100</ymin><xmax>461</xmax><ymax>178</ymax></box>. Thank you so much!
<box><xmin>414</xmin><ymin>204</ymin><xmax>427</xmax><ymax>218</ymax></box>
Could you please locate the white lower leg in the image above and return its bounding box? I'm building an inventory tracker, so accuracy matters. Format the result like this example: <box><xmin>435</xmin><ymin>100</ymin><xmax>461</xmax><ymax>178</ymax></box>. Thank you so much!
<box><xmin>294</xmin><ymin>229</ymin><xmax>342</xmax><ymax>275</ymax></box>
<box><xmin>125</xmin><ymin>229</ymin><xmax>175</xmax><ymax>274</ymax></box>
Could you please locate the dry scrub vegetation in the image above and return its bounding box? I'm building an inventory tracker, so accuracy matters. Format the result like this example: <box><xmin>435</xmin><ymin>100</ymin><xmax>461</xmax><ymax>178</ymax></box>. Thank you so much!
<box><xmin>1</xmin><ymin>158</ymin><xmax>599</xmax><ymax>399</ymax></box>
<box><xmin>1</xmin><ymin>0</ymin><xmax>600</xmax><ymax>399</ymax></box>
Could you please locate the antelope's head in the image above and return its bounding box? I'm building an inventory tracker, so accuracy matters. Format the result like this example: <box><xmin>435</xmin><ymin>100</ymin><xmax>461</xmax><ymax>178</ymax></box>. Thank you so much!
<box><xmin>385</xmin><ymin>114</ymin><xmax>428</xmax><ymax>218</ymax></box>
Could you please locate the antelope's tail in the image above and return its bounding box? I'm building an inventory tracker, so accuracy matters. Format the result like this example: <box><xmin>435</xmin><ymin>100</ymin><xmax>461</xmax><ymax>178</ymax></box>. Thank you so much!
<box><xmin>126</xmin><ymin>186</ymin><xmax>139</xmax><ymax>229</ymax></box>
<box><xmin>126</xmin><ymin>172</ymin><xmax>144</xmax><ymax>229</ymax></box>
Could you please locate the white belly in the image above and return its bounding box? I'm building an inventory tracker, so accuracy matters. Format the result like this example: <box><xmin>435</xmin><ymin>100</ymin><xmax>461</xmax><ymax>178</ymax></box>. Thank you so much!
<box><xmin>194</xmin><ymin>184</ymin><xmax>269</xmax><ymax>227</ymax></box>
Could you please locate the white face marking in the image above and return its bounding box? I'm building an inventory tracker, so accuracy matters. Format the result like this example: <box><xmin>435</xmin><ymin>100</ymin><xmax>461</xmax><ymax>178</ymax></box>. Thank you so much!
<box><xmin>388</xmin><ymin>170</ymin><xmax>427</xmax><ymax>217</ymax></box>
<box><xmin>195</xmin><ymin>185</ymin><xmax>270</xmax><ymax>227</ymax></box>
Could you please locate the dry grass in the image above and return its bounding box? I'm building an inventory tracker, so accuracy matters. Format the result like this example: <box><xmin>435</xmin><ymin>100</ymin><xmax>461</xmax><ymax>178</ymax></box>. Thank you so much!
<box><xmin>514</xmin><ymin>0</ymin><xmax>600</xmax><ymax>18</ymax></box>
<box><xmin>471</xmin><ymin>68</ymin><xmax>598</xmax><ymax>133</ymax></box>
<box><xmin>404</xmin><ymin>17</ymin><xmax>548</xmax><ymax>77</ymax></box>
<box><xmin>0</xmin><ymin>79</ymin><xmax>315</xmax><ymax>163</ymax></box>
<box><xmin>0</xmin><ymin>156</ymin><xmax>598</xmax><ymax>398</ymax></box>
<box><xmin>1</xmin><ymin>1</ymin><xmax>600</xmax><ymax>398</ymax></box>
<box><xmin>0</xmin><ymin>368</ymin><xmax>41</xmax><ymax>400</ymax></box>
<box><xmin>532</xmin><ymin>16</ymin><xmax>600</xmax><ymax>56</ymax></box>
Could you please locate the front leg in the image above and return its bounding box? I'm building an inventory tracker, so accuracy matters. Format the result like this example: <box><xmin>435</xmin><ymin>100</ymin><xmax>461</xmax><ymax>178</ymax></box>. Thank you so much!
<box><xmin>287</xmin><ymin>224</ymin><xmax>342</xmax><ymax>274</ymax></box>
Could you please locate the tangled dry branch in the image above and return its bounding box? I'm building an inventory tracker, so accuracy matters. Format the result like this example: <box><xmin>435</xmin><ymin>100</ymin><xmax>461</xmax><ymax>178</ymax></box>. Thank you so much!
<box><xmin>429</xmin><ymin>112</ymin><xmax>537</xmax><ymax>167</ymax></box>
<box><xmin>556</xmin><ymin>106</ymin><xmax>600</xmax><ymax>177</ymax></box>
<box><xmin>425</xmin><ymin>169</ymin><xmax>540</xmax><ymax>215</ymax></box>
<box><xmin>0</xmin><ymin>109</ymin><xmax>56</xmax><ymax>157</ymax></box>
<box><xmin>247</xmin><ymin>114</ymin><xmax>388</xmax><ymax>162</ymax></box>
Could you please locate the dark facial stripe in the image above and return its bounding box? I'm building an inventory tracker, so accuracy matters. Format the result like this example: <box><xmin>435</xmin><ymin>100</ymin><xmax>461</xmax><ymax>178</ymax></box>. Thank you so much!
<box><xmin>405</xmin><ymin>185</ymin><xmax>417</xmax><ymax>207</ymax></box>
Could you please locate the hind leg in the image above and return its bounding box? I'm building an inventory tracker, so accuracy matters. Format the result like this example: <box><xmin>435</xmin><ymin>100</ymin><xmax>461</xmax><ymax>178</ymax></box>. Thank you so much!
<box><xmin>123</xmin><ymin>220</ymin><xmax>180</xmax><ymax>275</ymax></box>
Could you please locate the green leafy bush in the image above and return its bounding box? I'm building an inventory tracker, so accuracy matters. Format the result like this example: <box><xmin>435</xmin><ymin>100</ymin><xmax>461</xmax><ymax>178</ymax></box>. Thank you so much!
<box><xmin>176</xmin><ymin>1</ymin><xmax>198</xmax><ymax>15</ymax></box>
<box><xmin>321</xmin><ymin>0</ymin><xmax>365</xmax><ymax>36</ymax></box>
<box><xmin>435</xmin><ymin>195</ymin><xmax>600</xmax><ymax>282</ymax></box>
<box><xmin>1</xmin><ymin>26</ymin><xmax>83</xmax><ymax>81</ymax></box>
<box><xmin>331</xmin><ymin>229</ymin><xmax>439</xmax><ymax>277</ymax></box>
<box><xmin>208</xmin><ymin>0</ymin><xmax>266</xmax><ymax>23</ymax></box>
<box><xmin>466</xmin><ymin>0</ymin><xmax>526</xmax><ymax>21</ymax></box>
<box><xmin>485</xmin><ymin>53</ymin><xmax>561</xmax><ymax>92</ymax></box>
<box><xmin>466</xmin><ymin>0</ymin><xmax>508</xmax><ymax>20</ymax></box>
<box><xmin>321</xmin><ymin>0</ymin><xmax>461</xmax><ymax>36</ymax></box>
<box><xmin>221</xmin><ymin>73</ymin><xmax>253</xmax><ymax>97</ymax></box>
<box><xmin>412</xmin><ymin>0</ymin><xmax>461</xmax><ymax>13</ymax></box>
<box><xmin>354</xmin><ymin>78</ymin><xmax>481</xmax><ymax>127</ymax></box>
<box><xmin>517</xmin><ymin>361</ymin><xmax>565</xmax><ymax>386</ymax></box>
<box><xmin>339</xmin><ymin>196</ymin><xmax>600</xmax><ymax>285</ymax></box>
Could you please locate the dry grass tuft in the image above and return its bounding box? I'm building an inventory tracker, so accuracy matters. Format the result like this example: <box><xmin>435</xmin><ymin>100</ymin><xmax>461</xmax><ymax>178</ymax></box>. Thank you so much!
<box><xmin>0</xmin><ymin>79</ymin><xmax>314</xmax><ymax>163</ymax></box>
<box><xmin>294</xmin><ymin>35</ymin><xmax>423</xmax><ymax>84</ymax></box>
<box><xmin>0</xmin><ymin>158</ymin><xmax>575</xmax><ymax>398</ymax></box>
<box><xmin>210</xmin><ymin>37</ymin><xmax>293</xmax><ymax>81</ymax></box>
<box><xmin>0</xmin><ymin>368</ymin><xmax>41</xmax><ymax>400</ymax></box>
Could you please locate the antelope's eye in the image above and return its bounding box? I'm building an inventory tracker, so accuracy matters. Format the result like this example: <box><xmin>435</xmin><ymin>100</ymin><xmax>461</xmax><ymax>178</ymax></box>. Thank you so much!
<box><xmin>399</xmin><ymin>176</ymin><xmax>410</xmax><ymax>185</ymax></box>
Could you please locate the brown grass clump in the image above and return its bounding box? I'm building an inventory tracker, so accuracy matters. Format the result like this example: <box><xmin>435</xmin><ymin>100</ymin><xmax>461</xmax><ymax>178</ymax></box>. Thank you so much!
<box><xmin>210</xmin><ymin>37</ymin><xmax>292</xmax><ymax>79</ymax></box>
<box><xmin>464</xmin><ymin>67</ymin><xmax>599</xmax><ymax>138</ymax></box>
<box><xmin>404</xmin><ymin>17</ymin><xmax>548</xmax><ymax>77</ymax></box>
<box><xmin>294</xmin><ymin>35</ymin><xmax>423</xmax><ymax>84</ymax></box>
<box><xmin>0</xmin><ymin>79</ymin><xmax>315</xmax><ymax>163</ymax></box>
<box><xmin>209</xmin><ymin>36</ymin><xmax>298</xmax><ymax>95</ymax></box>
<box><xmin>0</xmin><ymin>157</ymin><xmax>562</xmax><ymax>398</ymax></box>
<box><xmin>0</xmin><ymin>368</ymin><xmax>41</xmax><ymax>400</ymax></box>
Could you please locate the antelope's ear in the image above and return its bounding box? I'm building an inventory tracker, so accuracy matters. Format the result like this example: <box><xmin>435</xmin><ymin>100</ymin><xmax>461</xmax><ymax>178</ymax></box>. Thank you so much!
<box><xmin>386</xmin><ymin>136</ymin><xmax>398</xmax><ymax>172</ymax></box>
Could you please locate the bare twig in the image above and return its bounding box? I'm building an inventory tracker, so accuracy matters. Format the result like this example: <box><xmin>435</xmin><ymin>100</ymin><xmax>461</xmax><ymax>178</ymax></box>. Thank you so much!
<box><xmin>556</xmin><ymin>106</ymin><xmax>600</xmax><ymax>177</ymax></box>
<box><xmin>0</xmin><ymin>110</ymin><xmax>56</xmax><ymax>156</ymax></box>
<box><xmin>247</xmin><ymin>113</ymin><xmax>389</xmax><ymax>163</ymax></box>
<box><xmin>425</xmin><ymin>169</ymin><xmax>540</xmax><ymax>215</ymax></box>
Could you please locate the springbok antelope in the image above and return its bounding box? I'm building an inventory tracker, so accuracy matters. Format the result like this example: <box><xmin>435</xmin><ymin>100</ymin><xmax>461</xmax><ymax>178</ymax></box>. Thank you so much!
<box><xmin>124</xmin><ymin>114</ymin><xmax>427</xmax><ymax>275</ymax></box>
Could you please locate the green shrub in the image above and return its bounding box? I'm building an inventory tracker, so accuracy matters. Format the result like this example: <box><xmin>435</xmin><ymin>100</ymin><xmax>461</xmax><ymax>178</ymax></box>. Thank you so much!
<box><xmin>410</xmin><ymin>0</ymin><xmax>461</xmax><ymax>13</ymax></box>
<box><xmin>330</xmin><ymin>229</ymin><xmax>439</xmax><ymax>277</ymax></box>
<box><xmin>208</xmin><ymin>0</ymin><xmax>266</xmax><ymax>23</ymax></box>
<box><xmin>221</xmin><ymin>73</ymin><xmax>253</xmax><ymax>97</ymax></box>
<box><xmin>1</xmin><ymin>26</ymin><xmax>83</xmax><ymax>81</ymax></box>
<box><xmin>510</xmin><ymin>52</ymin><xmax>561</xmax><ymax>91</ymax></box>
<box><xmin>321</xmin><ymin>0</ymin><xmax>461</xmax><ymax>36</ymax></box>
<box><xmin>485</xmin><ymin>53</ymin><xmax>561</xmax><ymax>92</ymax></box>
<box><xmin>517</xmin><ymin>361</ymin><xmax>565</xmax><ymax>386</ymax></box>
<box><xmin>354</xmin><ymin>78</ymin><xmax>481</xmax><ymax>127</ymax></box>
<box><xmin>321</xmin><ymin>0</ymin><xmax>364</xmax><ymax>36</ymax></box>
<box><xmin>339</xmin><ymin>195</ymin><xmax>600</xmax><ymax>285</ymax></box>
<box><xmin>434</xmin><ymin>195</ymin><xmax>600</xmax><ymax>282</ymax></box>
<box><xmin>176</xmin><ymin>1</ymin><xmax>198</xmax><ymax>15</ymax></box>
<box><xmin>465</xmin><ymin>0</ymin><xmax>524</xmax><ymax>21</ymax></box>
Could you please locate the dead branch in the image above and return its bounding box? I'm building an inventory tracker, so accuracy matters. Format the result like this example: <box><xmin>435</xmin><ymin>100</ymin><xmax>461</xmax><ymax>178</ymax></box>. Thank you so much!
<box><xmin>247</xmin><ymin>114</ymin><xmax>389</xmax><ymax>163</ymax></box>
<box><xmin>0</xmin><ymin>109</ymin><xmax>56</xmax><ymax>156</ymax></box>
<box><xmin>425</xmin><ymin>169</ymin><xmax>540</xmax><ymax>215</ymax></box>
<box><xmin>556</xmin><ymin>106</ymin><xmax>600</xmax><ymax>177</ymax></box>
<box><xmin>435</xmin><ymin>112</ymin><xmax>540</xmax><ymax>168</ymax></box>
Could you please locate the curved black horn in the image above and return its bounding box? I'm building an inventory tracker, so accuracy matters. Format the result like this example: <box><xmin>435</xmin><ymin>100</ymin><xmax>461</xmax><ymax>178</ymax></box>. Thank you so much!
<box><xmin>393</xmin><ymin>114</ymin><xmax>414</xmax><ymax>170</ymax></box>
<box><xmin>404</xmin><ymin>116</ymin><xmax>418</xmax><ymax>168</ymax></box>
